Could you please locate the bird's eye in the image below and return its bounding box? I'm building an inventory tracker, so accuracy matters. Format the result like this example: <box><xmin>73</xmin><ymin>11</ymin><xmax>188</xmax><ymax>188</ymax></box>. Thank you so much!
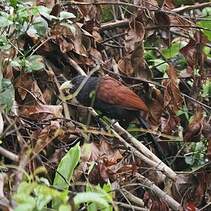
<box><xmin>89</xmin><ymin>90</ymin><xmax>96</xmax><ymax>99</ymax></box>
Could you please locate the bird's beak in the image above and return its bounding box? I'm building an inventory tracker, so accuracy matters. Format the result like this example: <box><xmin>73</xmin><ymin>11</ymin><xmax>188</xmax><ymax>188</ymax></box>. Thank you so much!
<box><xmin>60</xmin><ymin>81</ymin><xmax>73</xmax><ymax>90</ymax></box>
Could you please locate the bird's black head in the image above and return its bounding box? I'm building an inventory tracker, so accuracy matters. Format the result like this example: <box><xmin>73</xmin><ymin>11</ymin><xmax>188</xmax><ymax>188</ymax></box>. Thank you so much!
<box><xmin>70</xmin><ymin>75</ymin><xmax>87</xmax><ymax>92</ymax></box>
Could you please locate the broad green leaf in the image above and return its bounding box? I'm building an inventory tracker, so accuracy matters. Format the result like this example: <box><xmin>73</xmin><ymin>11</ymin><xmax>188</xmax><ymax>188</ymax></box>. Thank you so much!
<box><xmin>34</xmin><ymin>185</ymin><xmax>68</xmax><ymax>210</ymax></box>
<box><xmin>0</xmin><ymin>78</ymin><xmax>15</xmax><ymax>112</ymax></box>
<box><xmin>9</xmin><ymin>0</ymin><xmax>18</xmax><ymax>8</ymax></box>
<box><xmin>153</xmin><ymin>58</ymin><xmax>168</xmax><ymax>73</ymax></box>
<box><xmin>162</xmin><ymin>42</ymin><xmax>182</xmax><ymax>59</ymax></box>
<box><xmin>15</xmin><ymin>182</ymin><xmax>37</xmax><ymax>196</ymax></box>
<box><xmin>74</xmin><ymin>192</ymin><xmax>109</xmax><ymax>209</ymax></box>
<box><xmin>26</xmin><ymin>55</ymin><xmax>45</xmax><ymax>72</ymax></box>
<box><xmin>33</xmin><ymin>17</ymin><xmax>48</xmax><ymax>36</ymax></box>
<box><xmin>59</xmin><ymin>204</ymin><xmax>72</xmax><ymax>211</ymax></box>
<box><xmin>197</xmin><ymin>19</ymin><xmax>211</xmax><ymax>41</ymax></box>
<box><xmin>0</xmin><ymin>36</ymin><xmax>11</xmax><ymax>50</ymax></box>
<box><xmin>0</xmin><ymin>13</ymin><xmax>13</xmax><ymax>28</ymax></box>
<box><xmin>53</xmin><ymin>143</ymin><xmax>81</xmax><ymax>190</ymax></box>
<box><xmin>35</xmin><ymin>194</ymin><xmax>51</xmax><ymax>211</ymax></box>
<box><xmin>14</xmin><ymin>182</ymin><xmax>37</xmax><ymax>211</ymax></box>
<box><xmin>184</xmin><ymin>153</ymin><xmax>194</xmax><ymax>165</ymax></box>
<box><xmin>11</xmin><ymin>58</ymin><xmax>22</xmax><ymax>69</ymax></box>
<box><xmin>202</xmin><ymin>7</ymin><xmax>211</xmax><ymax>16</ymax></box>
<box><xmin>14</xmin><ymin>197</ymin><xmax>36</xmax><ymax>211</ymax></box>
<box><xmin>202</xmin><ymin>80</ymin><xmax>211</xmax><ymax>97</ymax></box>
<box><xmin>37</xmin><ymin>5</ymin><xmax>55</xmax><ymax>21</ymax></box>
<box><xmin>60</xmin><ymin>11</ymin><xmax>76</xmax><ymax>20</ymax></box>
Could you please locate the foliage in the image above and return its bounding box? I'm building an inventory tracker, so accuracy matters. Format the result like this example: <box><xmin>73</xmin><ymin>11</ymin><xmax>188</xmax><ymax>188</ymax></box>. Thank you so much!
<box><xmin>0</xmin><ymin>0</ymin><xmax>211</xmax><ymax>210</ymax></box>
<box><xmin>0</xmin><ymin>72</ymin><xmax>14</xmax><ymax>112</ymax></box>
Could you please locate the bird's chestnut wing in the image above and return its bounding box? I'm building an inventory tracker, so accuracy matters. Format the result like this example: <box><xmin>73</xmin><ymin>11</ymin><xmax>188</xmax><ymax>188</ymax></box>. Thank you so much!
<box><xmin>97</xmin><ymin>76</ymin><xmax>148</xmax><ymax>112</ymax></box>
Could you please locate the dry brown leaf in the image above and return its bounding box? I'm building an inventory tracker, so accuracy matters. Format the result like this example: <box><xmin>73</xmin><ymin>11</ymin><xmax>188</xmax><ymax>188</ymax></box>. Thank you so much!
<box><xmin>125</xmin><ymin>20</ymin><xmax>145</xmax><ymax>53</ymax></box>
<box><xmin>202</xmin><ymin>122</ymin><xmax>211</xmax><ymax>160</ymax></box>
<box><xmin>32</xmin><ymin>121</ymin><xmax>62</xmax><ymax>158</ymax></box>
<box><xmin>161</xmin><ymin>115</ymin><xmax>180</xmax><ymax>134</ymax></box>
<box><xmin>172</xmin><ymin>173</ymin><xmax>206</xmax><ymax>207</ymax></box>
<box><xmin>163</xmin><ymin>65</ymin><xmax>183</xmax><ymax>113</ymax></box>
<box><xmin>76</xmin><ymin>0</ymin><xmax>101</xmax><ymax>22</ymax></box>
<box><xmin>119</xmin><ymin>19</ymin><xmax>149</xmax><ymax>77</ymax></box>
<box><xmin>89</xmin><ymin>141</ymin><xmax>123</xmax><ymax>166</ymax></box>
<box><xmin>19</xmin><ymin>104</ymin><xmax>63</xmax><ymax>121</ymax></box>
<box><xmin>51</xmin><ymin>23</ymin><xmax>87</xmax><ymax>56</ymax></box>
<box><xmin>131</xmin><ymin>42</ymin><xmax>152</xmax><ymax>79</ymax></box>
<box><xmin>180</xmin><ymin>32</ymin><xmax>207</xmax><ymax>75</ymax></box>
<box><xmin>183</xmin><ymin>107</ymin><xmax>204</xmax><ymax>142</ymax></box>
<box><xmin>149</xmin><ymin>88</ymin><xmax>164</xmax><ymax>127</ymax></box>
<box><xmin>15</xmin><ymin>73</ymin><xmax>34</xmax><ymax>101</ymax></box>
<box><xmin>118</xmin><ymin>54</ymin><xmax>134</xmax><ymax>76</ymax></box>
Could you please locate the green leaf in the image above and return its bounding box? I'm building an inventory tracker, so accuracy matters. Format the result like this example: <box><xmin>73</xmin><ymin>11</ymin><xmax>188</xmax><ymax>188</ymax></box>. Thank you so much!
<box><xmin>202</xmin><ymin>79</ymin><xmax>211</xmax><ymax>97</ymax></box>
<box><xmin>162</xmin><ymin>42</ymin><xmax>182</xmax><ymax>59</ymax></box>
<box><xmin>9</xmin><ymin>0</ymin><xmax>18</xmax><ymax>8</ymax></box>
<box><xmin>14</xmin><ymin>197</ymin><xmax>36</xmax><ymax>211</ymax></box>
<box><xmin>74</xmin><ymin>192</ymin><xmax>110</xmax><ymax>209</ymax></box>
<box><xmin>184</xmin><ymin>153</ymin><xmax>194</xmax><ymax>165</ymax></box>
<box><xmin>0</xmin><ymin>77</ymin><xmax>15</xmax><ymax>112</ymax></box>
<box><xmin>14</xmin><ymin>182</ymin><xmax>37</xmax><ymax>211</ymax></box>
<box><xmin>59</xmin><ymin>204</ymin><xmax>72</xmax><ymax>211</ymax></box>
<box><xmin>197</xmin><ymin>19</ymin><xmax>211</xmax><ymax>41</ymax></box>
<box><xmin>0</xmin><ymin>36</ymin><xmax>11</xmax><ymax>50</ymax></box>
<box><xmin>34</xmin><ymin>185</ymin><xmax>68</xmax><ymax>210</ymax></box>
<box><xmin>202</xmin><ymin>7</ymin><xmax>211</xmax><ymax>16</ymax></box>
<box><xmin>37</xmin><ymin>5</ymin><xmax>55</xmax><ymax>21</ymax></box>
<box><xmin>60</xmin><ymin>11</ymin><xmax>76</xmax><ymax>20</ymax></box>
<box><xmin>153</xmin><ymin>59</ymin><xmax>168</xmax><ymax>73</ymax></box>
<box><xmin>15</xmin><ymin>182</ymin><xmax>37</xmax><ymax>196</ymax></box>
<box><xmin>33</xmin><ymin>17</ymin><xmax>48</xmax><ymax>36</ymax></box>
<box><xmin>0</xmin><ymin>12</ymin><xmax>13</xmax><ymax>28</ymax></box>
<box><xmin>26</xmin><ymin>55</ymin><xmax>45</xmax><ymax>72</ymax></box>
<box><xmin>53</xmin><ymin>143</ymin><xmax>81</xmax><ymax>190</ymax></box>
<box><xmin>11</xmin><ymin>58</ymin><xmax>22</xmax><ymax>69</ymax></box>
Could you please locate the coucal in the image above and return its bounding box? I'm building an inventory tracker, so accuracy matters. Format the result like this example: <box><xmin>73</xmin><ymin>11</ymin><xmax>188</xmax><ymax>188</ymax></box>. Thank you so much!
<box><xmin>65</xmin><ymin>75</ymin><xmax>149</xmax><ymax>126</ymax></box>
<box><xmin>62</xmin><ymin>74</ymin><xmax>166</xmax><ymax>161</ymax></box>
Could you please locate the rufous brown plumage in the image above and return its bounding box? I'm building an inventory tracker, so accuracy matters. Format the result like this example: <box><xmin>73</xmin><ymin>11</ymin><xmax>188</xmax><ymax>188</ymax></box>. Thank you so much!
<box><xmin>69</xmin><ymin>75</ymin><xmax>148</xmax><ymax>126</ymax></box>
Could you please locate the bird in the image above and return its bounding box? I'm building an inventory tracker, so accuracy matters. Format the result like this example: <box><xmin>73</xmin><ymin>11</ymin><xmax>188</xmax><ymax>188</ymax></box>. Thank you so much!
<box><xmin>62</xmin><ymin>74</ymin><xmax>167</xmax><ymax>162</ymax></box>
<box><xmin>63</xmin><ymin>74</ymin><xmax>149</xmax><ymax>126</ymax></box>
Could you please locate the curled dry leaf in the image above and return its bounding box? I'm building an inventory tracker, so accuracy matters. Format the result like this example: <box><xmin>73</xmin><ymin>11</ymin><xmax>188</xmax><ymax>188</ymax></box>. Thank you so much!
<box><xmin>15</xmin><ymin>73</ymin><xmax>46</xmax><ymax>103</ymax></box>
<box><xmin>125</xmin><ymin>19</ymin><xmax>145</xmax><ymax>53</ymax></box>
<box><xmin>183</xmin><ymin>107</ymin><xmax>204</xmax><ymax>142</ymax></box>
<box><xmin>172</xmin><ymin>173</ymin><xmax>206</xmax><ymax>207</ymax></box>
<box><xmin>202</xmin><ymin>122</ymin><xmax>211</xmax><ymax>160</ymax></box>
<box><xmin>89</xmin><ymin>140</ymin><xmax>123</xmax><ymax>166</ymax></box>
<box><xmin>118</xmin><ymin>19</ymin><xmax>149</xmax><ymax>77</ymax></box>
<box><xmin>77</xmin><ymin>0</ymin><xmax>101</xmax><ymax>22</ymax></box>
<box><xmin>19</xmin><ymin>104</ymin><xmax>63</xmax><ymax>121</ymax></box>
<box><xmin>180</xmin><ymin>32</ymin><xmax>207</xmax><ymax>75</ymax></box>
<box><xmin>161</xmin><ymin>115</ymin><xmax>180</xmax><ymax>134</ymax></box>
<box><xmin>143</xmin><ymin>192</ymin><xmax>169</xmax><ymax>211</ymax></box>
<box><xmin>161</xmin><ymin>0</ymin><xmax>193</xmax><ymax>40</ymax></box>
<box><xmin>118</xmin><ymin>54</ymin><xmax>134</xmax><ymax>76</ymax></box>
<box><xmin>131</xmin><ymin>42</ymin><xmax>152</xmax><ymax>79</ymax></box>
<box><xmin>51</xmin><ymin>23</ymin><xmax>87</xmax><ymax>56</ymax></box>
<box><xmin>32</xmin><ymin>121</ymin><xmax>62</xmax><ymax>158</ymax></box>
<box><xmin>77</xmin><ymin>140</ymin><xmax>124</xmax><ymax>184</ymax></box>
<box><xmin>163</xmin><ymin>65</ymin><xmax>183</xmax><ymax>113</ymax></box>
<box><xmin>149</xmin><ymin>87</ymin><xmax>164</xmax><ymax>127</ymax></box>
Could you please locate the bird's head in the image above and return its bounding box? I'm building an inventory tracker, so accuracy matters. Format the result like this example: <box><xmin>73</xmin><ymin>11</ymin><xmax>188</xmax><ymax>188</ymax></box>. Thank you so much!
<box><xmin>60</xmin><ymin>75</ymin><xmax>86</xmax><ymax>93</ymax></box>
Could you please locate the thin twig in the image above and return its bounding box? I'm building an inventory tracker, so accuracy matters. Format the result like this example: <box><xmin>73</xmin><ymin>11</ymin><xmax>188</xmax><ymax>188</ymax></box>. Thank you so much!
<box><xmin>136</xmin><ymin>173</ymin><xmax>182</xmax><ymax>211</ymax></box>
<box><xmin>115</xmin><ymin>201</ymin><xmax>149</xmax><ymax>211</ymax></box>
<box><xmin>0</xmin><ymin>147</ymin><xmax>19</xmax><ymax>162</ymax></box>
